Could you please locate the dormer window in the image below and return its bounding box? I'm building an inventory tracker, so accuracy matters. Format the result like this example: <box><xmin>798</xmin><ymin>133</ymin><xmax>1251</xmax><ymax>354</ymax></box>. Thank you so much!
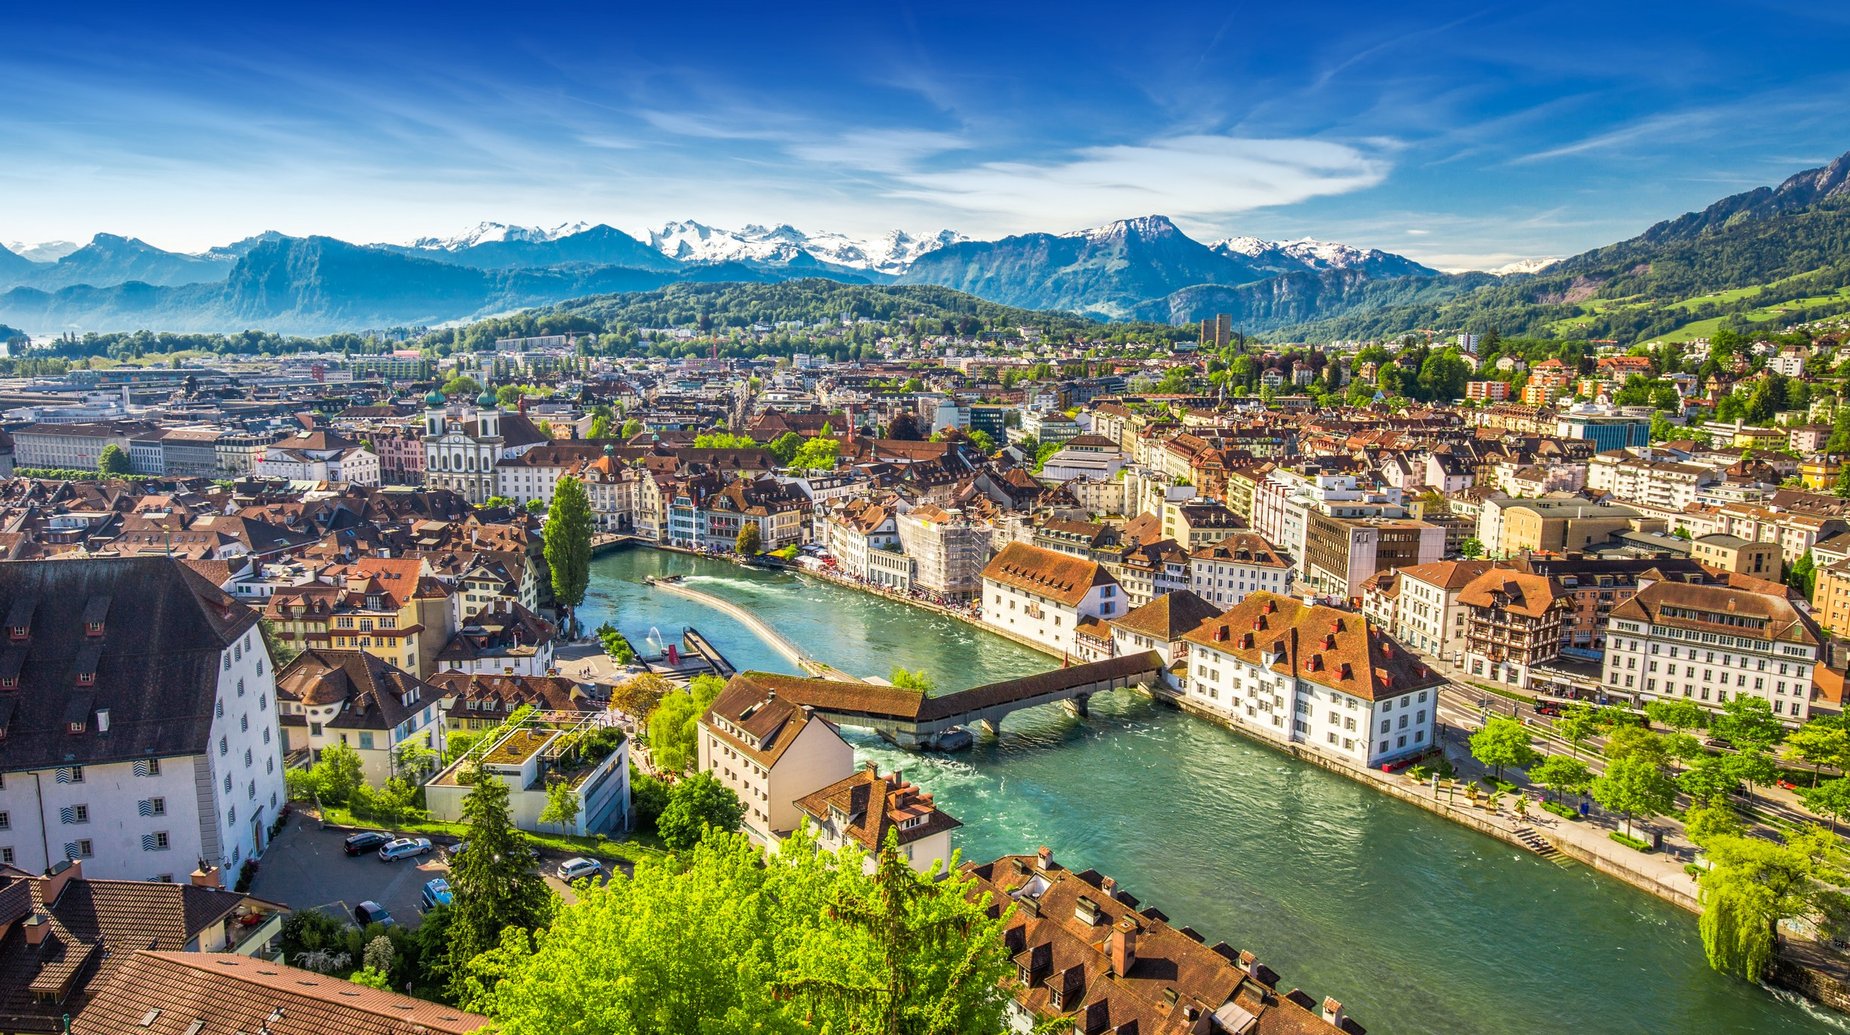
<box><xmin>76</xmin><ymin>669</ymin><xmax>95</xmax><ymax>687</ymax></box>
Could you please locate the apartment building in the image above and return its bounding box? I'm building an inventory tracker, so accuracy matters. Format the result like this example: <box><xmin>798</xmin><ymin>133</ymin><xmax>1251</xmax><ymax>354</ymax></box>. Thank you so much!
<box><xmin>698</xmin><ymin>672</ymin><xmax>856</xmax><ymax>843</ymax></box>
<box><xmin>1459</xmin><ymin>570</ymin><xmax>1571</xmax><ymax>689</ymax></box>
<box><xmin>1178</xmin><ymin>592</ymin><xmax>1445</xmax><ymax>768</ymax></box>
<box><xmin>274</xmin><ymin>649</ymin><xmax>448</xmax><ymax>784</ymax></box>
<box><xmin>0</xmin><ymin>559</ymin><xmax>285</xmax><ymax>881</ymax></box>
<box><xmin>1188</xmin><ymin>533</ymin><xmax>1294</xmax><ymax>610</ymax></box>
<box><xmin>981</xmin><ymin>542</ymin><xmax>1125</xmax><ymax>656</ymax></box>
<box><xmin>1605</xmin><ymin>580</ymin><xmax>1822</xmax><ymax>722</ymax></box>
<box><xmin>895</xmin><ymin>504</ymin><xmax>990</xmax><ymax>600</ymax></box>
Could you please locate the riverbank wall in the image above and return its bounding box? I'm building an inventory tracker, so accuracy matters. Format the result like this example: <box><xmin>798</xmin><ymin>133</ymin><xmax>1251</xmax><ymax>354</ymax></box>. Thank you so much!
<box><xmin>627</xmin><ymin>546</ymin><xmax>1714</xmax><ymax>919</ymax></box>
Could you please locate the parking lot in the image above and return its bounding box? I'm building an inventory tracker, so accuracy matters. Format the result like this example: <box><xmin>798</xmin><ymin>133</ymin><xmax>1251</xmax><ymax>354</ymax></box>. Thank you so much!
<box><xmin>251</xmin><ymin>816</ymin><xmax>614</xmax><ymax>929</ymax></box>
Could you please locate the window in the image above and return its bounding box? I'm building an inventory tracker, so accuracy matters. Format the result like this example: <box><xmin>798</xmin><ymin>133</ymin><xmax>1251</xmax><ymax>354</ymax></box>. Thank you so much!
<box><xmin>142</xmin><ymin>831</ymin><xmax>171</xmax><ymax>851</ymax></box>
<box><xmin>66</xmin><ymin>766</ymin><xmax>85</xmax><ymax>784</ymax></box>
<box><xmin>237</xmin><ymin>679</ymin><xmax>246</xmax><ymax>697</ymax></box>
<box><xmin>215</xmin><ymin>700</ymin><xmax>223</xmax><ymax>718</ymax></box>
<box><xmin>244</xmin><ymin>749</ymin><xmax>253</xmax><ymax>768</ymax></box>
<box><xmin>62</xmin><ymin>805</ymin><xmax>90</xmax><ymax>824</ymax></box>
<box><xmin>1</xmin><ymin>848</ymin><xmax>11</xmax><ymax>865</ymax></box>
<box><xmin>74</xmin><ymin>840</ymin><xmax>93</xmax><ymax>858</ymax></box>
<box><xmin>240</xmin><ymin>715</ymin><xmax>249</xmax><ymax>733</ymax></box>
<box><xmin>219</xmin><ymin>737</ymin><xmax>228</xmax><ymax>756</ymax></box>
<box><xmin>0</xmin><ymin>811</ymin><xmax>8</xmax><ymax>830</ymax></box>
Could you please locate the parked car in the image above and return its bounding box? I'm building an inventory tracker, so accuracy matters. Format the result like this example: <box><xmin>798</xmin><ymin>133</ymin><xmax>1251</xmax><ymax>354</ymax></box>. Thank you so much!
<box><xmin>1779</xmin><ymin>779</ymin><xmax>1800</xmax><ymax>791</ymax></box>
<box><xmin>353</xmin><ymin>900</ymin><xmax>396</xmax><ymax>927</ymax></box>
<box><xmin>420</xmin><ymin>877</ymin><xmax>453</xmax><ymax>911</ymax></box>
<box><xmin>556</xmin><ymin>857</ymin><xmax>604</xmax><ymax>882</ymax></box>
<box><xmin>378</xmin><ymin>836</ymin><xmax>434</xmax><ymax>861</ymax></box>
<box><xmin>342</xmin><ymin>831</ymin><xmax>390</xmax><ymax>856</ymax></box>
<box><xmin>1704</xmin><ymin>737</ymin><xmax>1733</xmax><ymax>749</ymax></box>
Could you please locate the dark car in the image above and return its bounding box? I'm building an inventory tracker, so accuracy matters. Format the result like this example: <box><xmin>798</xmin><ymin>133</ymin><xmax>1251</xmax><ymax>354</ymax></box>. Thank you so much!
<box><xmin>343</xmin><ymin>831</ymin><xmax>390</xmax><ymax>856</ymax></box>
<box><xmin>353</xmin><ymin>900</ymin><xmax>396</xmax><ymax>928</ymax></box>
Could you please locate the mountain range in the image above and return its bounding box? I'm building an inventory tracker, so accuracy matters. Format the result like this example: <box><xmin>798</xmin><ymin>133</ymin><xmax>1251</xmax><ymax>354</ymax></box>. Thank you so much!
<box><xmin>5</xmin><ymin>148</ymin><xmax>1850</xmax><ymax>339</ymax></box>
<box><xmin>0</xmin><ymin>213</ymin><xmax>1441</xmax><ymax>335</ymax></box>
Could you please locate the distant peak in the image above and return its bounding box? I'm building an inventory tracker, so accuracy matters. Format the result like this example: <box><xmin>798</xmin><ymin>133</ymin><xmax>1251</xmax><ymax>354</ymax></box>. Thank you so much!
<box><xmin>1069</xmin><ymin>215</ymin><xmax>1181</xmax><ymax>240</ymax></box>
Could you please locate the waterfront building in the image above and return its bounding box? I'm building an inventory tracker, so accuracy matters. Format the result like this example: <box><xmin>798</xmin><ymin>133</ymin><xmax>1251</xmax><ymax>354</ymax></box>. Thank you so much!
<box><xmin>1605</xmin><ymin>579</ymin><xmax>1822</xmax><ymax>722</ymax></box>
<box><xmin>273</xmin><ymin>649</ymin><xmax>447</xmax><ymax>784</ymax></box>
<box><xmin>980</xmin><ymin>543</ymin><xmax>1125</xmax><ymax>656</ymax></box>
<box><xmin>0</xmin><ymin>558</ymin><xmax>286</xmax><ymax>881</ymax></box>
<box><xmin>895</xmin><ymin>503</ymin><xmax>990</xmax><ymax>600</ymax></box>
<box><xmin>793</xmin><ymin>761</ymin><xmax>961</xmax><ymax>874</ymax></box>
<box><xmin>1178</xmin><ymin>592</ymin><xmax>1444</xmax><ymax>768</ymax></box>
<box><xmin>961</xmin><ymin>848</ymin><xmax>1357</xmax><ymax>1035</ymax></box>
<box><xmin>430</xmin><ymin>673</ymin><xmax>604</xmax><ymax>735</ymax></box>
<box><xmin>698</xmin><ymin>672</ymin><xmax>856</xmax><ymax>844</ymax></box>
<box><xmin>824</xmin><ymin>498</ymin><xmax>899</xmax><ymax>581</ymax></box>
<box><xmin>1459</xmin><ymin>570</ymin><xmax>1571</xmax><ymax>689</ymax></box>
<box><xmin>1108</xmin><ymin>590</ymin><xmax>1222</xmax><ymax>680</ymax></box>
<box><xmin>1516</xmin><ymin>555</ymin><xmax>1711</xmax><ymax>654</ymax></box>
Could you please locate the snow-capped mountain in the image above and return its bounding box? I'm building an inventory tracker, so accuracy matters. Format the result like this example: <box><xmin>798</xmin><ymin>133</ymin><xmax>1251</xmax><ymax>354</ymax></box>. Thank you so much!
<box><xmin>646</xmin><ymin>221</ymin><xmax>965</xmax><ymax>273</ymax></box>
<box><xmin>5</xmin><ymin>240</ymin><xmax>81</xmax><ymax>263</ymax></box>
<box><xmin>410</xmin><ymin>221</ymin><xmax>592</xmax><ymax>251</ymax></box>
<box><xmin>1209</xmin><ymin>236</ymin><xmax>1438</xmax><ymax>278</ymax></box>
<box><xmin>1488</xmin><ymin>257</ymin><xmax>1560</xmax><ymax>276</ymax></box>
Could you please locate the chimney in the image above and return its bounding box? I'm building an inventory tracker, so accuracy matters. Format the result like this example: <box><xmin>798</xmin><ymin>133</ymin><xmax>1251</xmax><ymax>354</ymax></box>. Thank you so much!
<box><xmin>41</xmin><ymin>858</ymin><xmax>82</xmax><ymax>904</ymax></box>
<box><xmin>1322</xmin><ymin>998</ymin><xmax>1345</xmax><ymax>1027</ymax></box>
<box><xmin>1036</xmin><ymin>845</ymin><xmax>1054</xmax><ymax>871</ymax></box>
<box><xmin>1238</xmin><ymin>950</ymin><xmax>1258</xmax><ymax>976</ymax></box>
<box><xmin>96</xmin><ymin>709</ymin><xmax>110</xmax><ymax>733</ymax></box>
<box><xmin>1101</xmin><ymin>876</ymin><xmax>1118</xmax><ymax>899</ymax></box>
<box><xmin>191</xmin><ymin>863</ymin><xmax>222</xmax><ymax>889</ymax></box>
<box><xmin>1109</xmin><ymin>919</ymin><xmax>1138</xmax><ymax>976</ymax></box>
<box><xmin>23</xmin><ymin>912</ymin><xmax>49</xmax><ymax>946</ymax></box>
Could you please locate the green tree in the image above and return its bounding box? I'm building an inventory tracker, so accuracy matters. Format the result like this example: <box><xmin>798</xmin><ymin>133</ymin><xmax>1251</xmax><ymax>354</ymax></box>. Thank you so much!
<box><xmin>656</xmin><ymin>771</ymin><xmax>745</xmax><ymax>852</ymax></box>
<box><xmin>1725</xmin><ymin>749</ymin><xmax>1780</xmax><ymax>806</ymax></box>
<box><xmin>1459</xmin><ymin>537</ymin><xmax>1485</xmax><ymax>559</ymax></box>
<box><xmin>789</xmin><ymin>436</ymin><xmax>841</xmax><ymax>472</ymax></box>
<box><xmin>539</xmin><ymin>780</ymin><xmax>582</xmax><ymax>836</ymax></box>
<box><xmin>1592</xmin><ymin>753</ymin><xmax>1677</xmax><ymax>837</ymax></box>
<box><xmin>260</xmin><ymin>618</ymin><xmax>301</xmax><ymax>669</ymax></box>
<box><xmin>736</xmin><ymin>522</ymin><xmax>762</xmax><ymax>556</ymax></box>
<box><xmin>309</xmin><ymin>741</ymin><xmax>364</xmax><ymax>806</ymax></box>
<box><xmin>446</xmin><ymin>762</ymin><xmax>553</xmax><ymax>1000</ymax></box>
<box><xmin>1529</xmin><ymin>755</ymin><xmax>1593</xmax><ymax>802</ymax></box>
<box><xmin>542</xmin><ymin>475</ymin><xmax>594</xmax><ymax>630</ymax></box>
<box><xmin>1800</xmin><ymin>779</ymin><xmax>1850</xmax><ymax>833</ymax></box>
<box><xmin>442</xmin><ymin>374</ymin><xmax>483</xmax><ymax>398</ymax></box>
<box><xmin>619</xmin><ymin>418</ymin><xmax>642</xmax><ymax>440</ymax></box>
<box><xmin>965</xmin><ymin>428</ymin><xmax>996</xmax><ymax>454</ymax></box>
<box><xmin>1788</xmin><ymin>550</ymin><xmax>1817</xmax><ymax>599</ymax></box>
<box><xmin>1697</xmin><ymin>827</ymin><xmax>1843</xmax><ymax>983</ymax></box>
<box><xmin>1603</xmin><ymin>725</ymin><xmax>1667</xmax><ymax>767</ymax></box>
<box><xmin>97</xmin><ymin>443</ymin><xmax>133</xmax><ymax>477</ymax></box>
<box><xmin>1469</xmin><ymin>717</ymin><xmax>1539</xmax><ymax>781</ymax></box>
<box><xmin>645</xmin><ymin>675</ymin><xmax>725</xmax><ymax>774</ymax></box>
<box><xmin>1645</xmin><ymin>698</ymin><xmax>1706</xmax><ymax>732</ymax></box>
<box><xmin>473</xmin><ymin>831</ymin><xmax>1011</xmax><ymax>1035</ymax></box>
<box><xmin>481</xmin><ymin>495</ymin><xmax>518</xmax><ymax>510</ymax></box>
<box><xmin>768</xmin><ymin>431</ymin><xmax>805</xmax><ymax>465</ymax></box>
<box><xmin>1784</xmin><ymin>716</ymin><xmax>1850</xmax><ymax>784</ymax></box>
<box><xmin>888</xmin><ymin>667</ymin><xmax>936</xmax><ymax>693</ymax></box>
<box><xmin>1679</xmin><ymin>754</ymin><xmax>1740</xmax><ymax>804</ymax></box>
<box><xmin>693</xmin><ymin>431</ymin><xmax>757</xmax><ymax>449</ymax></box>
<box><xmin>1711</xmin><ymin>695</ymin><xmax>1785</xmax><ymax>752</ymax></box>
<box><xmin>1555</xmin><ymin>704</ymin><xmax>1601</xmax><ymax>757</ymax></box>
<box><xmin>1661</xmin><ymin>732</ymin><xmax>1704</xmax><ymax>774</ymax></box>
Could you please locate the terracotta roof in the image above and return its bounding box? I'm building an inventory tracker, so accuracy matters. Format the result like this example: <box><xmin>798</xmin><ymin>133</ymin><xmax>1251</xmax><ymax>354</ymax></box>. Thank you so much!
<box><xmin>794</xmin><ymin>763</ymin><xmax>962</xmax><ymax>851</ymax></box>
<box><xmin>702</xmin><ymin>673</ymin><xmax>850</xmax><ymax>769</ymax></box>
<box><xmin>275</xmin><ymin>649</ymin><xmax>439</xmax><ymax>730</ymax></box>
<box><xmin>1394</xmin><ymin>559</ymin><xmax>1498</xmax><ymax>592</ymax></box>
<box><xmin>73</xmin><ymin>951</ymin><xmax>488</xmax><ymax>1035</ymax></box>
<box><xmin>962</xmin><ymin>853</ymin><xmax>1356</xmax><ymax>1035</ymax></box>
<box><xmin>1112</xmin><ymin>591</ymin><xmax>1223</xmax><ymax>641</ymax></box>
<box><xmin>1182</xmin><ymin>592</ymin><xmax>1441</xmax><ymax>702</ymax></box>
<box><xmin>1190</xmin><ymin>532</ymin><xmax>1291</xmax><ymax>568</ymax></box>
<box><xmin>981</xmin><ymin>542</ymin><xmax>1119</xmax><ymax>607</ymax></box>
<box><xmin>1457</xmin><ymin>571</ymin><xmax>1566</xmax><ymax>619</ymax></box>
<box><xmin>1611</xmin><ymin>580</ymin><xmax>1822</xmax><ymax>647</ymax></box>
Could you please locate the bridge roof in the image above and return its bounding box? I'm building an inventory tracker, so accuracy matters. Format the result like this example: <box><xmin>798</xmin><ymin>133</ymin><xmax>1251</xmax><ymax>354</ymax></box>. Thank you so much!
<box><xmin>917</xmin><ymin>652</ymin><xmax>1163</xmax><ymax>722</ymax></box>
<box><xmin>723</xmin><ymin>671</ymin><xmax>928</xmax><ymax>722</ymax></box>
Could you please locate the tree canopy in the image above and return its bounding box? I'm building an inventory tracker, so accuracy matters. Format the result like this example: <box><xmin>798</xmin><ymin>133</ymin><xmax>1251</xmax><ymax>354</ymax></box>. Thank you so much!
<box><xmin>655</xmin><ymin>771</ymin><xmax>745</xmax><ymax>852</ymax></box>
<box><xmin>470</xmin><ymin>830</ymin><xmax>1012</xmax><ymax>1035</ymax></box>
<box><xmin>1469</xmin><ymin>717</ymin><xmax>1538</xmax><ymax>780</ymax></box>
<box><xmin>447</xmin><ymin>763</ymin><xmax>554</xmax><ymax>1001</ymax></box>
<box><xmin>543</xmin><ymin>475</ymin><xmax>594</xmax><ymax>622</ymax></box>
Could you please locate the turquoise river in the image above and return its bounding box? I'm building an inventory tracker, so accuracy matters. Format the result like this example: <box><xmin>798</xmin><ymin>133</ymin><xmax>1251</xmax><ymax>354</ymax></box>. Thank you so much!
<box><xmin>582</xmin><ymin>546</ymin><xmax>1844</xmax><ymax>1035</ymax></box>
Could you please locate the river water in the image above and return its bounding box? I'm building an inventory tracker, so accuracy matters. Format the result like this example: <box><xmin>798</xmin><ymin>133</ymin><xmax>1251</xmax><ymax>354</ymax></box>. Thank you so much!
<box><xmin>582</xmin><ymin>547</ymin><xmax>1842</xmax><ymax>1035</ymax></box>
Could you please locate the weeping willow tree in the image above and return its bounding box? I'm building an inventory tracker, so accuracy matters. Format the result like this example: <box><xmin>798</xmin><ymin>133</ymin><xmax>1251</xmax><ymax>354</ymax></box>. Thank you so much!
<box><xmin>1695</xmin><ymin>824</ymin><xmax>1844</xmax><ymax>983</ymax></box>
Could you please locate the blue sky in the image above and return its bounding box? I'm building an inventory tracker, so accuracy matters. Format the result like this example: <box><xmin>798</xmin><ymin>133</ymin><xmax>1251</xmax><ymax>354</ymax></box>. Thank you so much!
<box><xmin>4</xmin><ymin>1</ymin><xmax>1849</xmax><ymax>269</ymax></box>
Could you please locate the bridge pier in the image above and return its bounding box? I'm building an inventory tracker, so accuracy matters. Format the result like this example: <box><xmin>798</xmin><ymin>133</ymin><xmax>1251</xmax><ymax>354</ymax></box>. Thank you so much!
<box><xmin>1064</xmin><ymin>693</ymin><xmax>1091</xmax><ymax>718</ymax></box>
<box><xmin>977</xmin><ymin>717</ymin><xmax>1001</xmax><ymax>736</ymax></box>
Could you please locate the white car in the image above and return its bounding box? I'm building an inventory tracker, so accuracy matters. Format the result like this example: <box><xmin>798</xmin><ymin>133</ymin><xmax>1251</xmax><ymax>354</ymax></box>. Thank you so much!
<box><xmin>377</xmin><ymin>836</ymin><xmax>434</xmax><ymax>861</ymax></box>
<box><xmin>556</xmin><ymin>857</ymin><xmax>604</xmax><ymax>882</ymax></box>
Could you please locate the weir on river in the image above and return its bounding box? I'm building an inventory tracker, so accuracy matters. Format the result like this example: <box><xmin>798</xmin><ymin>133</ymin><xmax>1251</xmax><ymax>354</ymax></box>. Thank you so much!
<box><xmin>582</xmin><ymin>546</ymin><xmax>1842</xmax><ymax>1035</ymax></box>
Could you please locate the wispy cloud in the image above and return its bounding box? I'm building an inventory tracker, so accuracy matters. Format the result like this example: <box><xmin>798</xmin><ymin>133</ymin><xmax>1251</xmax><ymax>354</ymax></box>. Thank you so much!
<box><xmin>787</xmin><ymin>129</ymin><xmax>971</xmax><ymax>175</ymax></box>
<box><xmin>887</xmin><ymin>135</ymin><xmax>1392</xmax><ymax>231</ymax></box>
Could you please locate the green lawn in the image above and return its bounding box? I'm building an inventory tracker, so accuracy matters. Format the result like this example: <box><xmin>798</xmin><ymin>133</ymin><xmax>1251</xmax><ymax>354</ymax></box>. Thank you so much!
<box><xmin>1656</xmin><ymin>283</ymin><xmax>1850</xmax><ymax>342</ymax></box>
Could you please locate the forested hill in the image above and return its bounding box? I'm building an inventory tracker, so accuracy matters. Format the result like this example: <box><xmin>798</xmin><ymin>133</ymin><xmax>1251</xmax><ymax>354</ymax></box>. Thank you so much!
<box><xmin>1271</xmin><ymin>148</ymin><xmax>1850</xmax><ymax>344</ymax></box>
<box><xmin>532</xmin><ymin>280</ymin><xmax>1126</xmax><ymax>337</ymax></box>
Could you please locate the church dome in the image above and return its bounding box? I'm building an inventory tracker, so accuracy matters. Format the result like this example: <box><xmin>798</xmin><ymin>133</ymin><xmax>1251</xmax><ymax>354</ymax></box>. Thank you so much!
<box><xmin>476</xmin><ymin>388</ymin><xmax>499</xmax><ymax>409</ymax></box>
<box><xmin>424</xmin><ymin>389</ymin><xmax>447</xmax><ymax>407</ymax></box>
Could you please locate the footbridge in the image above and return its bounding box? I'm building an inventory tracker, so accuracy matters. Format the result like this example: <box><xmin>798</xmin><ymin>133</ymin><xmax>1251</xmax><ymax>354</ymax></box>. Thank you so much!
<box><xmin>731</xmin><ymin>651</ymin><xmax>1164</xmax><ymax>749</ymax></box>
